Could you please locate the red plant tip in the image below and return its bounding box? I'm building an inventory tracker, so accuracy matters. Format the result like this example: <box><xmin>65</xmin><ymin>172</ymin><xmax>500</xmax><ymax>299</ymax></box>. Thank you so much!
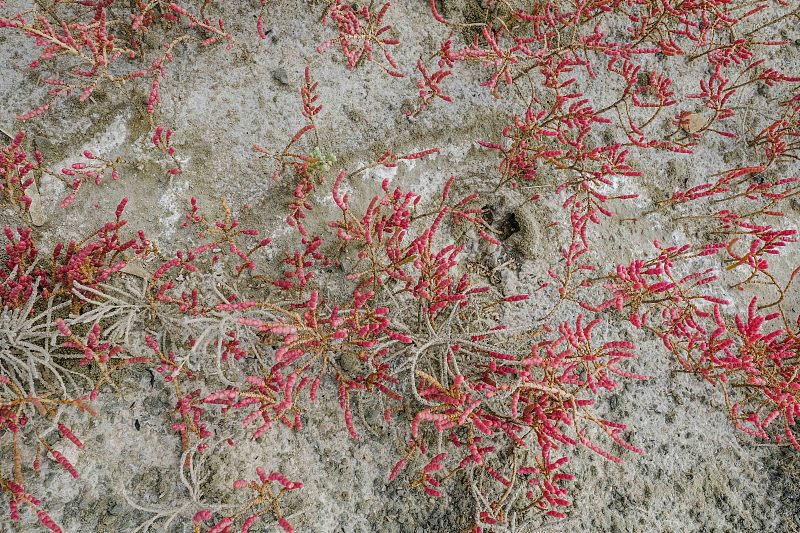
<box><xmin>55</xmin><ymin>319</ymin><xmax>72</xmax><ymax>337</ymax></box>
<box><xmin>57</xmin><ymin>423</ymin><xmax>83</xmax><ymax>449</ymax></box>
<box><xmin>115</xmin><ymin>197</ymin><xmax>129</xmax><ymax>218</ymax></box>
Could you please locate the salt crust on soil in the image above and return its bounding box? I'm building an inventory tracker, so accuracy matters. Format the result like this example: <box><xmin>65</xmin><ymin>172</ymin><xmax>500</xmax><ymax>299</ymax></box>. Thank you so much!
<box><xmin>1</xmin><ymin>0</ymin><xmax>799</xmax><ymax>531</ymax></box>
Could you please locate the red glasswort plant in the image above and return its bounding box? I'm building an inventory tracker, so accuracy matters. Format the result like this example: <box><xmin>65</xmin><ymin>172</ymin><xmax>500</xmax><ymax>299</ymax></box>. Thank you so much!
<box><xmin>317</xmin><ymin>1</ymin><xmax>403</xmax><ymax>77</ymax></box>
<box><xmin>407</xmin><ymin>59</ymin><xmax>453</xmax><ymax>117</ymax></box>
<box><xmin>0</xmin><ymin>199</ymin><xmax>153</xmax><ymax>532</ymax></box>
<box><xmin>0</xmin><ymin>131</ymin><xmax>39</xmax><ymax>214</ymax></box>
<box><xmin>0</xmin><ymin>1</ymin><xmax>240</xmax><ymax>120</ymax></box>
<box><xmin>2</xmin><ymin>0</ymin><xmax>800</xmax><ymax>531</ymax></box>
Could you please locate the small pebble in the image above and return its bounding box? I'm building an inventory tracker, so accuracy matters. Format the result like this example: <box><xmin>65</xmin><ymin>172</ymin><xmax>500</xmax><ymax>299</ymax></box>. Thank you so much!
<box><xmin>272</xmin><ymin>67</ymin><xmax>290</xmax><ymax>86</ymax></box>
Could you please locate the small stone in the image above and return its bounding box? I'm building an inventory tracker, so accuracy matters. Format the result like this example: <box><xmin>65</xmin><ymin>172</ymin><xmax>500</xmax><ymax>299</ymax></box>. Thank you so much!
<box><xmin>272</xmin><ymin>67</ymin><xmax>290</xmax><ymax>86</ymax></box>
<box><xmin>339</xmin><ymin>351</ymin><xmax>361</xmax><ymax>373</ymax></box>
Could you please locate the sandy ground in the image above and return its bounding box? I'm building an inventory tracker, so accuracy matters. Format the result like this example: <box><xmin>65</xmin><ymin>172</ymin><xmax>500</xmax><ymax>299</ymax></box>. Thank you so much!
<box><xmin>1</xmin><ymin>0</ymin><xmax>799</xmax><ymax>531</ymax></box>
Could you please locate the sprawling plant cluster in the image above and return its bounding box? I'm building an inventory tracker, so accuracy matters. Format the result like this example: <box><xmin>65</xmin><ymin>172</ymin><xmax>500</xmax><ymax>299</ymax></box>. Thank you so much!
<box><xmin>1</xmin><ymin>0</ymin><xmax>799</xmax><ymax>531</ymax></box>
